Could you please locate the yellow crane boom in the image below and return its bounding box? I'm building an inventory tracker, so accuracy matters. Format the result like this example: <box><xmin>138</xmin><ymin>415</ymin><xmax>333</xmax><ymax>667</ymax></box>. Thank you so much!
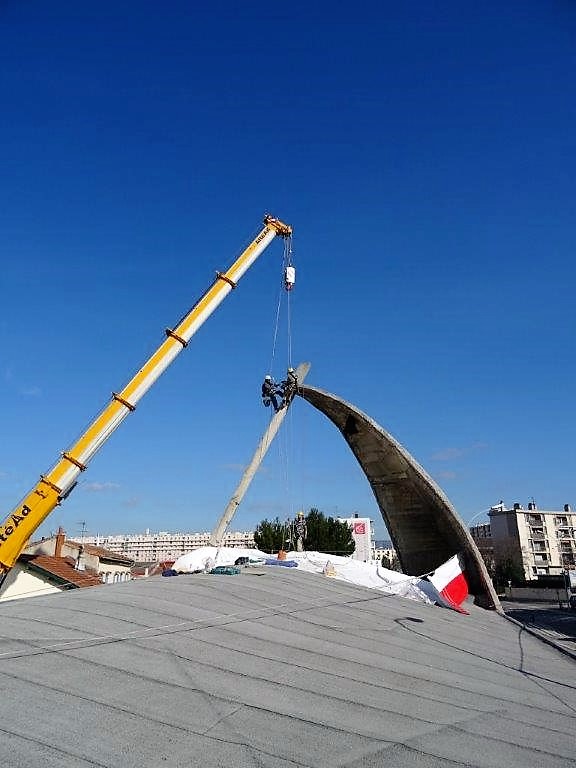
<box><xmin>0</xmin><ymin>215</ymin><xmax>292</xmax><ymax>573</ymax></box>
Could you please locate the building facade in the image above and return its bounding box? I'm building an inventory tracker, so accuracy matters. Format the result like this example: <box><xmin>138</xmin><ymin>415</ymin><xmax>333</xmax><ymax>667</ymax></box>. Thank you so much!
<box><xmin>468</xmin><ymin>522</ymin><xmax>494</xmax><ymax>575</ymax></box>
<box><xmin>74</xmin><ymin>530</ymin><xmax>256</xmax><ymax>562</ymax></box>
<box><xmin>337</xmin><ymin>515</ymin><xmax>375</xmax><ymax>562</ymax></box>
<box><xmin>470</xmin><ymin>502</ymin><xmax>576</xmax><ymax>581</ymax></box>
<box><xmin>0</xmin><ymin>527</ymin><xmax>132</xmax><ymax>602</ymax></box>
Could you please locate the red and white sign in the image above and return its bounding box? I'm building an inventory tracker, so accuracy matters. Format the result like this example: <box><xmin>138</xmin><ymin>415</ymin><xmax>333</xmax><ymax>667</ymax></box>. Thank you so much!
<box><xmin>338</xmin><ymin>516</ymin><xmax>372</xmax><ymax>562</ymax></box>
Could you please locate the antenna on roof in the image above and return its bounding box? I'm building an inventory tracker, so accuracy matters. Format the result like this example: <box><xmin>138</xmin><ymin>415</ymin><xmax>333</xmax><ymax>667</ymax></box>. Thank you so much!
<box><xmin>77</xmin><ymin>521</ymin><xmax>87</xmax><ymax>544</ymax></box>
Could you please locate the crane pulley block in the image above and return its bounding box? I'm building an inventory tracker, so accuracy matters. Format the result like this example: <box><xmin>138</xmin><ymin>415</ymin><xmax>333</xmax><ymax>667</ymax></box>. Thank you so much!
<box><xmin>284</xmin><ymin>265</ymin><xmax>296</xmax><ymax>291</ymax></box>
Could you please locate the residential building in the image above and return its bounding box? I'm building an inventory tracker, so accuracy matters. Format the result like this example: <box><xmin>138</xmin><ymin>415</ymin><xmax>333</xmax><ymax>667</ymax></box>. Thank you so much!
<box><xmin>470</xmin><ymin>501</ymin><xmax>576</xmax><ymax>581</ymax></box>
<box><xmin>0</xmin><ymin>553</ymin><xmax>103</xmax><ymax>602</ymax></box>
<box><xmin>0</xmin><ymin>527</ymin><xmax>127</xmax><ymax>602</ymax></box>
<box><xmin>27</xmin><ymin>527</ymin><xmax>134</xmax><ymax>582</ymax></box>
<box><xmin>468</xmin><ymin>522</ymin><xmax>495</xmax><ymax>575</ymax></box>
<box><xmin>72</xmin><ymin>529</ymin><xmax>256</xmax><ymax>562</ymax></box>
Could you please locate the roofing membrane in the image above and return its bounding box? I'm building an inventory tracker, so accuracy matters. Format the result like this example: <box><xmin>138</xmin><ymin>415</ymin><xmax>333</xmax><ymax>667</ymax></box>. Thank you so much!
<box><xmin>0</xmin><ymin>567</ymin><xmax>574</xmax><ymax>767</ymax></box>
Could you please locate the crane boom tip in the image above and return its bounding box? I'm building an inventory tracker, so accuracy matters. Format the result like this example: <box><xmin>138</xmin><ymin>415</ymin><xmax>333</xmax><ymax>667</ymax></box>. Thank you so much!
<box><xmin>263</xmin><ymin>215</ymin><xmax>292</xmax><ymax>238</ymax></box>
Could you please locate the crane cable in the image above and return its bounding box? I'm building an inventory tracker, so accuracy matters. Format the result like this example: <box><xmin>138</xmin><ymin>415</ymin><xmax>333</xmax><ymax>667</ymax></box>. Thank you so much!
<box><xmin>268</xmin><ymin>235</ymin><xmax>294</xmax><ymax>376</ymax></box>
<box><xmin>284</xmin><ymin>236</ymin><xmax>294</xmax><ymax>369</ymax></box>
<box><xmin>264</xmin><ymin>235</ymin><xmax>297</xmax><ymax>525</ymax></box>
<box><xmin>279</xmin><ymin>236</ymin><xmax>296</xmax><ymax>522</ymax></box>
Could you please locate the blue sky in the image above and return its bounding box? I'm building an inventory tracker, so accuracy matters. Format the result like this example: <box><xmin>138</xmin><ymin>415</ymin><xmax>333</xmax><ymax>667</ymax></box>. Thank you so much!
<box><xmin>1</xmin><ymin>1</ymin><xmax>575</xmax><ymax>541</ymax></box>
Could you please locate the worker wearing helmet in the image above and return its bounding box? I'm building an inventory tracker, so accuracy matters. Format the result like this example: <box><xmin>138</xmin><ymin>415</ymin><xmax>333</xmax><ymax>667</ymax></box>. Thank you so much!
<box><xmin>294</xmin><ymin>510</ymin><xmax>307</xmax><ymax>552</ymax></box>
<box><xmin>261</xmin><ymin>374</ymin><xmax>281</xmax><ymax>412</ymax></box>
<box><xmin>280</xmin><ymin>366</ymin><xmax>298</xmax><ymax>407</ymax></box>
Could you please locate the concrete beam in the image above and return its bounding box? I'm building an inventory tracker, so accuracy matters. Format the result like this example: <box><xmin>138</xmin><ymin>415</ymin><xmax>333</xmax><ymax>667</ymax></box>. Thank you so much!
<box><xmin>297</xmin><ymin>384</ymin><xmax>500</xmax><ymax>610</ymax></box>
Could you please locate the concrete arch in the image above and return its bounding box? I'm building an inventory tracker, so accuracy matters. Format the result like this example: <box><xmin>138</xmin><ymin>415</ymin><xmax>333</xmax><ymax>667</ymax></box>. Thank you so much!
<box><xmin>297</xmin><ymin>384</ymin><xmax>500</xmax><ymax>610</ymax></box>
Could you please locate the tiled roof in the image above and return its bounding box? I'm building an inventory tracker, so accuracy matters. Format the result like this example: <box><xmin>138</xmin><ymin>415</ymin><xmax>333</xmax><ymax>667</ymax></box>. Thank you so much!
<box><xmin>19</xmin><ymin>554</ymin><xmax>103</xmax><ymax>589</ymax></box>
<box><xmin>131</xmin><ymin>560</ymin><xmax>174</xmax><ymax>577</ymax></box>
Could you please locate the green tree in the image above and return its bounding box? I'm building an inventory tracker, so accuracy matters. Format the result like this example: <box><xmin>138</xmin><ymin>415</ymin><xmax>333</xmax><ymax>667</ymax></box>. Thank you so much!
<box><xmin>381</xmin><ymin>553</ymin><xmax>401</xmax><ymax>571</ymax></box>
<box><xmin>493</xmin><ymin>540</ymin><xmax>526</xmax><ymax>587</ymax></box>
<box><xmin>254</xmin><ymin>509</ymin><xmax>355</xmax><ymax>556</ymax></box>
<box><xmin>253</xmin><ymin>517</ymin><xmax>287</xmax><ymax>553</ymax></box>
<box><xmin>493</xmin><ymin>555</ymin><xmax>526</xmax><ymax>587</ymax></box>
<box><xmin>304</xmin><ymin>508</ymin><xmax>355</xmax><ymax>556</ymax></box>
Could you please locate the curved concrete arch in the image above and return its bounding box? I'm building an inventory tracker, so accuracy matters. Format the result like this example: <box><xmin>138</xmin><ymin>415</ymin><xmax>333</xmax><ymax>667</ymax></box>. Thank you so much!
<box><xmin>297</xmin><ymin>384</ymin><xmax>500</xmax><ymax>610</ymax></box>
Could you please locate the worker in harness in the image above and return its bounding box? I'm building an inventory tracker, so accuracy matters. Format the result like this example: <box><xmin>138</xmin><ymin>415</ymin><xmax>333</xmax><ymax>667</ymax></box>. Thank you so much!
<box><xmin>280</xmin><ymin>367</ymin><xmax>298</xmax><ymax>406</ymax></box>
<box><xmin>261</xmin><ymin>375</ymin><xmax>282</xmax><ymax>412</ymax></box>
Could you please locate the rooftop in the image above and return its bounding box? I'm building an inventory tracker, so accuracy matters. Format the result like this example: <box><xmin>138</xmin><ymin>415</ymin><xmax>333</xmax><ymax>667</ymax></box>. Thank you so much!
<box><xmin>18</xmin><ymin>553</ymin><xmax>103</xmax><ymax>589</ymax></box>
<box><xmin>0</xmin><ymin>567</ymin><xmax>574</xmax><ymax>767</ymax></box>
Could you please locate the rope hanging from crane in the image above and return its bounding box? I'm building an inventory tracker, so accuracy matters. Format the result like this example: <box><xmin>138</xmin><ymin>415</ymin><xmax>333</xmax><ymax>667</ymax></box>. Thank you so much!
<box><xmin>262</xmin><ymin>233</ymin><xmax>296</xmax><ymax>414</ymax></box>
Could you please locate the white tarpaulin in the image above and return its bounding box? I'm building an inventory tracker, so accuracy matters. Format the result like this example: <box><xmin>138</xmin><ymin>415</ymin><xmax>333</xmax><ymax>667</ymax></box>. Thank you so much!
<box><xmin>172</xmin><ymin>547</ymin><xmax>435</xmax><ymax>606</ymax></box>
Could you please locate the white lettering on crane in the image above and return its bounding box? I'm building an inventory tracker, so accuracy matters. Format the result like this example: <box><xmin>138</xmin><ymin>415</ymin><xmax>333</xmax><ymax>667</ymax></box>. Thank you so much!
<box><xmin>0</xmin><ymin>505</ymin><xmax>30</xmax><ymax>542</ymax></box>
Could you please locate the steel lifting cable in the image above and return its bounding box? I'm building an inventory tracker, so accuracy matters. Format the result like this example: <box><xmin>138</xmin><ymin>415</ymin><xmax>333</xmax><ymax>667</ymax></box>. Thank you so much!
<box><xmin>267</xmin><ymin>234</ymin><xmax>294</xmax><ymax>376</ymax></box>
<box><xmin>268</xmin><ymin>285</ymin><xmax>283</xmax><ymax>378</ymax></box>
<box><xmin>264</xmin><ymin>235</ymin><xmax>297</xmax><ymax>528</ymax></box>
<box><xmin>284</xmin><ymin>236</ymin><xmax>294</xmax><ymax>369</ymax></box>
<box><xmin>284</xmin><ymin>391</ymin><xmax>298</xmax><ymax>522</ymax></box>
<box><xmin>280</xmin><ymin>236</ymin><xmax>296</xmax><ymax>521</ymax></box>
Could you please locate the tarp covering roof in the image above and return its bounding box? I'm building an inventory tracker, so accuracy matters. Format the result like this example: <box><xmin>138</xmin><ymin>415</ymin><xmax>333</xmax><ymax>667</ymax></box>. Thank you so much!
<box><xmin>0</xmin><ymin>568</ymin><xmax>574</xmax><ymax>767</ymax></box>
<box><xmin>172</xmin><ymin>547</ymin><xmax>453</xmax><ymax>608</ymax></box>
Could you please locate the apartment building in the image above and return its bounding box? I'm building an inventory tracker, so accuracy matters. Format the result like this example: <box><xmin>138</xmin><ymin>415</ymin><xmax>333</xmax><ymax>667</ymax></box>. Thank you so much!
<box><xmin>73</xmin><ymin>529</ymin><xmax>256</xmax><ymax>562</ymax></box>
<box><xmin>470</xmin><ymin>501</ymin><xmax>576</xmax><ymax>581</ymax></box>
<box><xmin>468</xmin><ymin>522</ymin><xmax>494</xmax><ymax>574</ymax></box>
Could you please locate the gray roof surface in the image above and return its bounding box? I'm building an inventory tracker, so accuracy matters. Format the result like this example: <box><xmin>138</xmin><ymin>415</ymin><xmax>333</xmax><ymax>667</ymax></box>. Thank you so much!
<box><xmin>0</xmin><ymin>567</ymin><xmax>575</xmax><ymax>768</ymax></box>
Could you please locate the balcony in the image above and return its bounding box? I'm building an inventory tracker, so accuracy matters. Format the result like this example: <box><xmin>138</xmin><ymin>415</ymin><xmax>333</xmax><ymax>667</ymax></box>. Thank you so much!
<box><xmin>525</xmin><ymin>515</ymin><xmax>543</xmax><ymax>526</ymax></box>
<box><xmin>530</xmin><ymin>532</ymin><xmax>547</xmax><ymax>541</ymax></box>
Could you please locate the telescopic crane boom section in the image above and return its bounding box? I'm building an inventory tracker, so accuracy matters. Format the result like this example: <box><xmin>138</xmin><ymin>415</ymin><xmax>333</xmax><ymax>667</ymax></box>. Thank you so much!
<box><xmin>0</xmin><ymin>215</ymin><xmax>292</xmax><ymax>573</ymax></box>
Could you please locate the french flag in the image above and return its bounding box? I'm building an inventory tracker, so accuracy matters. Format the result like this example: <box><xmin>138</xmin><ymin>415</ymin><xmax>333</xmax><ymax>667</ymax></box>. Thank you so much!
<box><xmin>427</xmin><ymin>554</ymin><xmax>469</xmax><ymax>614</ymax></box>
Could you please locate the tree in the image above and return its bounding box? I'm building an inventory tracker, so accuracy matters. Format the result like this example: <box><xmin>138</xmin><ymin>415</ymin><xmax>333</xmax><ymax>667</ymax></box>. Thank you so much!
<box><xmin>381</xmin><ymin>553</ymin><xmax>401</xmax><ymax>571</ymax></box>
<box><xmin>492</xmin><ymin>539</ymin><xmax>526</xmax><ymax>587</ymax></box>
<box><xmin>253</xmin><ymin>517</ymin><xmax>287</xmax><ymax>553</ymax></box>
<box><xmin>493</xmin><ymin>555</ymin><xmax>526</xmax><ymax>587</ymax></box>
<box><xmin>253</xmin><ymin>508</ymin><xmax>355</xmax><ymax>556</ymax></box>
<box><xmin>304</xmin><ymin>508</ymin><xmax>355</xmax><ymax>555</ymax></box>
